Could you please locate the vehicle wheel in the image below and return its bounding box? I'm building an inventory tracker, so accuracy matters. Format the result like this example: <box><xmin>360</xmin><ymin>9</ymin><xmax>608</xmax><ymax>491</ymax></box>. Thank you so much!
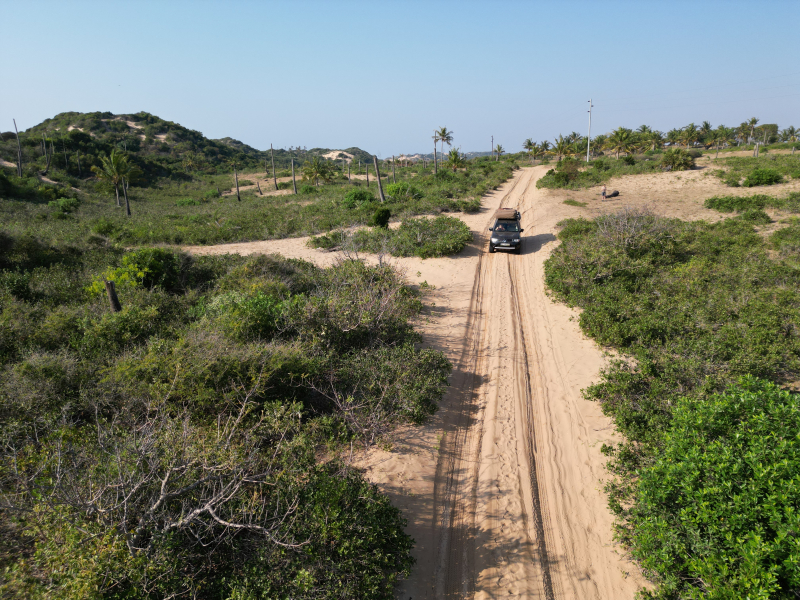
<box><xmin>489</xmin><ymin>244</ymin><xmax>495</xmax><ymax>253</ymax></box>
<box><xmin>514</xmin><ymin>246</ymin><xmax>521</xmax><ymax>255</ymax></box>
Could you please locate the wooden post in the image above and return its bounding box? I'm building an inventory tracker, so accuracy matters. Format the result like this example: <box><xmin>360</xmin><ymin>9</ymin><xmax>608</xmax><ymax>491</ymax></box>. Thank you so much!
<box><xmin>13</xmin><ymin>119</ymin><xmax>22</xmax><ymax>177</ymax></box>
<box><xmin>60</xmin><ymin>130</ymin><xmax>69</xmax><ymax>172</ymax></box>
<box><xmin>373</xmin><ymin>155</ymin><xmax>386</xmax><ymax>203</ymax></box>
<box><xmin>257</xmin><ymin>181</ymin><xmax>263</xmax><ymax>195</ymax></box>
<box><xmin>233</xmin><ymin>163</ymin><xmax>241</xmax><ymax>201</ymax></box>
<box><xmin>104</xmin><ymin>280</ymin><xmax>122</xmax><ymax>312</ymax></box>
<box><xmin>122</xmin><ymin>177</ymin><xmax>131</xmax><ymax>216</ymax></box>
<box><xmin>270</xmin><ymin>144</ymin><xmax>277</xmax><ymax>190</ymax></box>
<box><xmin>291</xmin><ymin>158</ymin><xmax>297</xmax><ymax>194</ymax></box>
<box><xmin>43</xmin><ymin>134</ymin><xmax>51</xmax><ymax>175</ymax></box>
<box><xmin>216</xmin><ymin>186</ymin><xmax>221</xmax><ymax>197</ymax></box>
<box><xmin>433</xmin><ymin>142</ymin><xmax>437</xmax><ymax>175</ymax></box>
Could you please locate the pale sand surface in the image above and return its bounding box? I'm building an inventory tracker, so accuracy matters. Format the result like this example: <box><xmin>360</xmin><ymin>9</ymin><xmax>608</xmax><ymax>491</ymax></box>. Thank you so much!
<box><xmin>184</xmin><ymin>167</ymin><xmax>649</xmax><ymax>598</ymax></box>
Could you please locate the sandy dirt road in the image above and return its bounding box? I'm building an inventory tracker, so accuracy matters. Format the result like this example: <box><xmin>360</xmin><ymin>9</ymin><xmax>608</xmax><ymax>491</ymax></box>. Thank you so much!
<box><xmin>185</xmin><ymin>166</ymin><xmax>646</xmax><ymax>599</ymax></box>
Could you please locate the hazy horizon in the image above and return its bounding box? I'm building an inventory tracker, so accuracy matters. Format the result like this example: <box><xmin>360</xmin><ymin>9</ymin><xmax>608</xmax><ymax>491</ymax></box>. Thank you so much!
<box><xmin>4</xmin><ymin>0</ymin><xmax>798</xmax><ymax>156</ymax></box>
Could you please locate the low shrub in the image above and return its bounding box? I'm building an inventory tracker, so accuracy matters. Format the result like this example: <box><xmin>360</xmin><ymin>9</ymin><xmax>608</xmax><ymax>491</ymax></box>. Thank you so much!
<box><xmin>660</xmin><ymin>148</ymin><xmax>694</xmax><ymax>171</ymax></box>
<box><xmin>704</xmin><ymin>194</ymin><xmax>771</xmax><ymax>212</ymax></box>
<box><xmin>342</xmin><ymin>188</ymin><xmax>375</xmax><ymax>209</ymax></box>
<box><xmin>48</xmin><ymin>197</ymin><xmax>80</xmax><ymax>213</ymax></box>
<box><xmin>386</xmin><ymin>182</ymin><xmax>422</xmax><ymax>200</ymax></box>
<box><xmin>370</xmin><ymin>207</ymin><xmax>391</xmax><ymax>229</ymax></box>
<box><xmin>299</xmin><ymin>184</ymin><xmax>317</xmax><ymax>194</ymax></box>
<box><xmin>743</xmin><ymin>167</ymin><xmax>784</xmax><ymax>187</ymax></box>
<box><xmin>176</xmin><ymin>197</ymin><xmax>201</xmax><ymax>206</ymax></box>
<box><xmin>737</xmin><ymin>208</ymin><xmax>771</xmax><ymax>224</ymax></box>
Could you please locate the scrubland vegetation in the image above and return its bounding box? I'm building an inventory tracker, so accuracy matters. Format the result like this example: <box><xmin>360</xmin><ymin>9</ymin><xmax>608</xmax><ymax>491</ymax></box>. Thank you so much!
<box><xmin>0</xmin><ymin>112</ymin><xmax>520</xmax><ymax>597</ymax></box>
<box><xmin>0</xmin><ymin>116</ymin><xmax>514</xmax><ymax>251</ymax></box>
<box><xmin>0</xmin><ymin>232</ymin><xmax>453</xmax><ymax>598</ymax></box>
<box><xmin>526</xmin><ymin>118</ymin><xmax>799</xmax><ymax>192</ymax></box>
<box><xmin>546</xmin><ymin>207</ymin><xmax>800</xmax><ymax>598</ymax></box>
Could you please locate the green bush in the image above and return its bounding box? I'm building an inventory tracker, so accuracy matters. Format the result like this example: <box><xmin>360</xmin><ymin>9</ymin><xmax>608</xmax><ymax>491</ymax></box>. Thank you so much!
<box><xmin>299</xmin><ymin>184</ymin><xmax>317</xmax><ymax>195</ymax></box>
<box><xmin>342</xmin><ymin>188</ymin><xmax>375</xmax><ymax>209</ymax></box>
<box><xmin>743</xmin><ymin>167</ymin><xmax>784</xmax><ymax>187</ymax></box>
<box><xmin>545</xmin><ymin>210</ymin><xmax>800</xmax><ymax>599</ymax></box>
<box><xmin>48</xmin><ymin>197</ymin><xmax>80</xmax><ymax>213</ymax></box>
<box><xmin>660</xmin><ymin>148</ymin><xmax>694</xmax><ymax>171</ymax></box>
<box><xmin>89</xmin><ymin>247</ymin><xmax>183</xmax><ymax>295</ymax></box>
<box><xmin>175</xmin><ymin>197</ymin><xmax>201</xmax><ymax>206</ymax></box>
<box><xmin>737</xmin><ymin>208</ymin><xmax>771</xmax><ymax>224</ymax></box>
<box><xmin>386</xmin><ymin>182</ymin><xmax>422</xmax><ymax>199</ymax></box>
<box><xmin>630</xmin><ymin>378</ymin><xmax>800</xmax><ymax>599</ymax></box>
<box><xmin>370</xmin><ymin>207</ymin><xmax>391</xmax><ymax>228</ymax></box>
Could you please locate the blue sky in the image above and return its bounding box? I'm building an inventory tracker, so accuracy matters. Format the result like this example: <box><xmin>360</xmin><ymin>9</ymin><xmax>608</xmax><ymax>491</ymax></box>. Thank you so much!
<box><xmin>3</xmin><ymin>0</ymin><xmax>798</xmax><ymax>155</ymax></box>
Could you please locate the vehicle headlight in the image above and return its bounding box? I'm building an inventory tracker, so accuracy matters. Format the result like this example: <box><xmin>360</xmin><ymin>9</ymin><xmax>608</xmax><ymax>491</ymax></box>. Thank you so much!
<box><xmin>512</xmin><ymin>238</ymin><xmax>520</xmax><ymax>243</ymax></box>
<box><xmin>491</xmin><ymin>237</ymin><xmax>499</xmax><ymax>243</ymax></box>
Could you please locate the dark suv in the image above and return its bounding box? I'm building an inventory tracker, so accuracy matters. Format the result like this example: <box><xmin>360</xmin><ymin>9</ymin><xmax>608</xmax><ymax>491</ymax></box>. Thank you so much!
<box><xmin>488</xmin><ymin>213</ymin><xmax>523</xmax><ymax>254</ymax></box>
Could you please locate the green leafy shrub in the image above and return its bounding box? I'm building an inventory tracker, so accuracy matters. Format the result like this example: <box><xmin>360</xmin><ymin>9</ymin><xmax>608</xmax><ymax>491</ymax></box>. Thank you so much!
<box><xmin>370</xmin><ymin>207</ymin><xmax>391</xmax><ymax>229</ymax></box>
<box><xmin>386</xmin><ymin>182</ymin><xmax>422</xmax><ymax>199</ymax></box>
<box><xmin>545</xmin><ymin>210</ymin><xmax>800</xmax><ymax>599</ymax></box>
<box><xmin>237</xmin><ymin>179</ymin><xmax>253</xmax><ymax>187</ymax></box>
<box><xmin>743</xmin><ymin>167</ymin><xmax>784</xmax><ymax>187</ymax></box>
<box><xmin>91</xmin><ymin>217</ymin><xmax>118</xmax><ymax>236</ymax></box>
<box><xmin>342</xmin><ymin>188</ymin><xmax>375</xmax><ymax>209</ymax></box>
<box><xmin>621</xmin><ymin>154</ymin><xmax>636</xmax><ymax>166</ymax></box>
<box><xmin>660</xmin><ymin>148</ymin><xmax>694</xmax><ymax>171</ymax></box>
<box><xmin>737</xmin><ymin>208</ymin><xmax>771</xmax><ymax>224</ymax></box>
<box><xmin>299</xmin><ymin>184</ymin><xmax>317</xmax><ymax>195</ymax></box>
<box><xmin>704</xmin><ymin>194</ymin><xmax>771</xmax><ymax>212</ymax></box>
<box><xmin>48</xmin><ymin>197</ymin><xmax>80</xmax><ymax>213</ymax></box>
<box><xmin>630</xmin><ymin>378</ymin><xmax>800</xmax><ymax>599</ymax></box>
<box><xmin>175</xmin><ymin>197</ymin><xmax>201</xmax><ymax>206</ymax></box>
<box><xmin>88</xmin><ymin>247</ymin><xmax>183</xmax><ymax>295</ymax></box>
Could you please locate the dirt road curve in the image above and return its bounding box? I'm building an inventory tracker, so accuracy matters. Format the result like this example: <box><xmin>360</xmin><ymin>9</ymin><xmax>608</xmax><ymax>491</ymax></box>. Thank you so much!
<box><xmin>185</xmin><ymin>167</ymin><xmax>646</xmax><ymax>599</ymax></box>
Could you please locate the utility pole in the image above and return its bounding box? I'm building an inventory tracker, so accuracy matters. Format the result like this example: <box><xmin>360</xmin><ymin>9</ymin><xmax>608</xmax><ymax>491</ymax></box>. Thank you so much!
<box><xmin>586</xmin><ymin>99</ymin><xmax>593</xmax><ymax>162</ymax></box>
<box><xmin>491</xmin><ymin>135</ymin><xmax>494</xmax><ymax>160</ymax></box>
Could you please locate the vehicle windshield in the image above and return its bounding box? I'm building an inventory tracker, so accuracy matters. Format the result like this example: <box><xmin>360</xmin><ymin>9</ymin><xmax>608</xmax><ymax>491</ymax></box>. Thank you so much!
<box><xmin>494</xmin><ymin>220</ymin><xmax>520</xmax><ymax>232</ymax></box>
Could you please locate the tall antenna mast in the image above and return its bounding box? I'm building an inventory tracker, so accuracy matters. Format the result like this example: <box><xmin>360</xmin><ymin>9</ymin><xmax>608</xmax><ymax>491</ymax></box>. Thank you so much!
<box><xmin>586</xmin><ymin>99</ymin><xmax>593</xmax><ymax>162</ymax></box>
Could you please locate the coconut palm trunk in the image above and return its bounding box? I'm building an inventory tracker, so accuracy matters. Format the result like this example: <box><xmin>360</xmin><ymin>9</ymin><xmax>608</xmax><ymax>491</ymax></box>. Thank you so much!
<box><xmin>122</xmin><ymin>177</ymin><xmax>131</xmax><ymax>216</ymax></box>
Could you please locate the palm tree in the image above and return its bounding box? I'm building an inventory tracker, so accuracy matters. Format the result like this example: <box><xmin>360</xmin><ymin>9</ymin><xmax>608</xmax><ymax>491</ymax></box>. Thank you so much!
<box><xmin>523</xmin><ymin>138</ymin><xmax>535</xmax><ymax>163</ymax></box>
<box><xmin>681</xmin><ymin>123</ymin><xmax>699</xmax><ymax>150</ymax></box>
<box><xmin>91</xmin><ymin>149</ymin><xmax>140</xmax><ymax>212</ymax></box>
<box><xmin>552</xmin><ymin>134</ymin><xmax>570</xmax><ymax>161</ymax></box>
<box><xmin>647</xmin><ymin>130</ymin><xmax>665</xmax><ymax>151</ymax></box>
<box><xmin>748</xmin><ymin>117</ymin><xmax>759</xmax><ymax>142</ymax></box>
<box><xmin>781</xmin><ymin>126</ymin><xmax>798</xmax><ymax>143</ymax></box>
<box><xmin>568</xmin><ymin>141</ymin><xmax>584</xmax><ymax>158</ymax></box>
<box><xmin>666</xmin><ymin>129</ymin><xmax>681</xmax><ymax>147</ymax></box>
<box><xmin>636</xmin><ymin>125</ymin><xmax>652</xmax><ymax>134</ymax></box>
<box><xmin>447</xmin><ymin>148</ymin><xmax>466</xmax><ymax>171</ymax></box>
<box><xmin>436</xmin><ymin>127</ymin><xmax>454</xmax><ymax>157</ymax></box>
<box><xmin>590</xmin><ymin>135</ymin><xmax>606</xmax><ymax>156</ymax></box>
<box><xmin>714</xmin><ymin>126</ymin><xmax>735</xmax><ymax>158</ymax></box>
<box><xmin>567</xmin><ymin>131</ymin><xmax>583</xmax><ymax>143</ymax></box>
<box><xmin>494</xmin><ymin>144</ymin><xmax>504</xmax><ymax>161</ymax></box>
<box><xmin>302</xmin><ymin>155</ymin><xmax>333</xmax><ymax>186</ymax></box>
<box><xmin>537</xmin><ymin>140</ymin><xmax>551</xmax><ymax>162</ymax></box>
<box><xmin>699</xmin><ymin>121</ymin><xmax>713</xmax><ymax>145</ymax></box>
<box><xmin>605</xmin><ymin>127</ymin><xmax>635</xmax><ymax>159</ymax></box>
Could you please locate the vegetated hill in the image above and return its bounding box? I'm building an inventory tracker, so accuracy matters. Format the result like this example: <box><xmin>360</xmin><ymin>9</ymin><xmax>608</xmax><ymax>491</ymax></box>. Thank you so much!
<box><xmin>1</xmin><ymin>111</ymin><xmax>373</xmax><ymax>183</ymax></box>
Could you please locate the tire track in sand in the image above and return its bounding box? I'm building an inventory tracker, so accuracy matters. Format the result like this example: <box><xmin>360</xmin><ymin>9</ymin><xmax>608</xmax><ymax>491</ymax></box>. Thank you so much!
<box><xmin>433</xmin><ymin>170</ymin><xmax>539</xmax><ymax>598</ymax></box>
